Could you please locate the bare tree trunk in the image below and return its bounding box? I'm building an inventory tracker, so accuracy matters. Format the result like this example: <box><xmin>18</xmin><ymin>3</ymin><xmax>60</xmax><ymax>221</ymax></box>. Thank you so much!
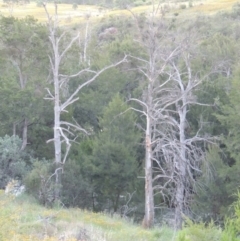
<box><xmin>43</xmin><ymin>3</ymin><xmax>127</xmax><ymax>203</ymax></box>
<box><xmin>143</xmin><ymin>116</ymin><xmax>154</xmax><ymax>228</ymax></box>
<box><xmin>54</xmin><ymin>82</ymin><xmax>62</xmax><ymax>200</ymax></box>
<box><xmin>13</xmin><ymin>122</ymin><xmax>17</xmax><ymax>136</ymax></box>
<box><xmin>83</xmin><ymin>20</ymin><xmax>89</xmax><ymax>63</ymax></box>
<box><xmin>174</xmin><ymin>94</ymin><xmax>187</xmax><ymax>229</ymax></box>
<box><xmin>12</xmin><ymin>60</ymin><xmax>29</xmax><ymax>149</ymax></box>
<box><xmin>21</xmin><ymin>118</ymin><xmax>28</xmax><ymax>150</ymax></box>
<box><xmin>113</xmin><ymin>191</ymin><xmax>121</xmax><ymax>213</ymax></box>
<box><xmin>175</xmin><ymin>179</ymin><xmax>185</xmax><ymax>229</ymax></box>
<box><xmin>143</xmin><ymin>78</ymin><xmax>155</xmax><ymax>228</ymax></box>
<box><xmin>129</xmin><ymin>13</ymin><xmax>214</xmax><ymax>228</ymax></box>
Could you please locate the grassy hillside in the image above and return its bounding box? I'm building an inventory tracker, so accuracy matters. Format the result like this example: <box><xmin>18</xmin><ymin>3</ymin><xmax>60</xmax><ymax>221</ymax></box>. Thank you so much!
<box><xmin>0</xmin><ymin>191</ymin><xmax>175</xmax><ymax>241</ymax></box>
<box><xmin>0</xmin><ymin>0</ymin><xmax>238</xmax><ymax>24</ymax></box>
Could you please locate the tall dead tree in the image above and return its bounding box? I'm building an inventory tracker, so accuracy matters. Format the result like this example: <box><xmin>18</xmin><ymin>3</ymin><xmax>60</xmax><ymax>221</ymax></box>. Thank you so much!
<box><xmin>129</xmin><ymin>8</ymin><xmax>214</xmax><ymax>228</ymax></box>
<box><xmin>129</xmin><ymin>8</ymin><xmax>180</xmax><ymax>228</ymax></box>
<box><xmin>43</xmin><ymin>3</ymin><xmax>127</xmax><ymax>200</ymax></box>
<box><xmin>153</xmin><ymin>41</ymin><xmax>213</xmax><ymax>229</ymax></box>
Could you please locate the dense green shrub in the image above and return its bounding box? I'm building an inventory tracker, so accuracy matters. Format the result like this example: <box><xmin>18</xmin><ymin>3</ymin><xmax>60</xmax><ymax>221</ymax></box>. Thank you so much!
<box><xmin>24</xmin><ymin>160</ymin><xmax>56</xmax><ymax>206</ymax></box>
<box><xmin>61</xmin><ymin>159</ymin><xmax>93</xmax><ymax>208</ymax></box>
<box><xmin>191</xmin><ymin>147</ymin><xmax>237</xmax><ymax>224</ymax></box>
<box><xmin>0</xmin><ymin>135</ymin><xmax>30</xmax><ymax>189</ymax></box>
<box><xmin>72</xmin><ymin>3</ymin><xmax>78</xmax><ymax>9</ymax></box>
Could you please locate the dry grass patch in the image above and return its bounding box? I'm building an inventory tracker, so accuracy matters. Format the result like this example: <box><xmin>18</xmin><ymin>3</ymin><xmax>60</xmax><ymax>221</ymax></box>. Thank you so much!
<box><xmin>0</xmin><ymin>2</ymin><xmax>101</xmax><ymax>23</ymax></box>
<box><xmin>0</xmin><ymin>193</ymin><xmax>172</xmax><ymax>241</ymax></box>
<box><xmin>190</xmin><ymin>0</ymin><xmax>238</xmax><ymax>13</ymax></box>
<box><xmin>0</xmin><ymin>2</ymin><xmax>150</xmax><ymax>25</ymax></box>
<box><xmin>0</xmin><ymin>0</ymin><xmax>237</xmax><ymax>24</ymax></box>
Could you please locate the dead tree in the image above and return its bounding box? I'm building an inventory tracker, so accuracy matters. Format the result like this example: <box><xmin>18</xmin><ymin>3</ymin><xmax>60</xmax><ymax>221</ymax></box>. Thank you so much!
<box><xmin>129</xmin><ymin>8</ymin><xmax>214</xmax><ymax>228</ymax></box>
<box><xmin>43</xmin><ymin>3</ymin><xmax>127</xmax><ymax>201</ymax></box>
<box><xmin>151</xmin><ymin>37</ymin><xmax>215</xmax><ymax>229</ymax></box>
<box><xmin>128</xmin><ymin>8</ymin><xmax>180</xmax><ymax>227</ymax></box>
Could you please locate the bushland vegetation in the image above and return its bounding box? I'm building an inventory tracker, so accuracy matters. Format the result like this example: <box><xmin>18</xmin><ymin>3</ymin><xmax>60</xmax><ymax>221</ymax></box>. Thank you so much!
<box><xmin>1</xmin><ymin>0</ymin><xmax>240</xmax><ymax>239</ymax></box>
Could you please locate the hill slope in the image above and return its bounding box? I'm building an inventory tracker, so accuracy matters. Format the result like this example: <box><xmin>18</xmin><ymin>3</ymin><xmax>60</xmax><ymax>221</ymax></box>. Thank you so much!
<box><xmin>0</xmin><ymin>192</ymin><xmax>174</xmax><ymax>241</ymax></box>
<box><xmin>0</xmin><ymin>0</ymin><xmax>238</xmax><ymax>24</ymax></box>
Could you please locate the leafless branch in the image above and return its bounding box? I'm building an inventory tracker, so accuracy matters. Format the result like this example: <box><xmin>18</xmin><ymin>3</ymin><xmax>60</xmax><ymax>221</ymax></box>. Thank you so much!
<box><xmin>60</xmin><ymin>120</ymin><xmax>89</xmax><ymax>135</ymax></box>
<box><xmin>61</xmin><ymin>55</ymin><xmax>127</xmax><ymax>111</ymax></box>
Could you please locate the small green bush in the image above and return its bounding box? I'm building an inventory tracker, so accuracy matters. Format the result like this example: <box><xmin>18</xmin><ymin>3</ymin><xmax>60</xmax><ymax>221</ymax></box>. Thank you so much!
<box><xmin>0</xmin><ymin>135</ymin><xmax>31</xmax><ymax>189</ymax></box>
<box><xmin>24</xmin><ymin>159</ymin><xmax>56</xmax><ymax>206</ymax></box>
<box><xmin>36</xmin><ymin>1</ymin><xmax>43</xmax><ymax>7</ymax></box>
<box><xmin>61</xmin><ymin>159</ymin><xmax>93</xmax><ymax>209</ymax></box>
<box><xmin>180</xmin><ymin>4</ymin><xmax>187</xmax><ymax>9</ymax></box>
<box><xmin>72</xmin><ymin>3</ymin><xmax>78</xmax><ymax>10</ymax></box>
<box><xmin>221</xmin><ymin>192</ymin><xmax>240</xmax><ymax>241</ymax></box>
<box><xmin>177</xmin><ymin>219</ymin><xmax>221</xmax><ymax>241</ymax></box>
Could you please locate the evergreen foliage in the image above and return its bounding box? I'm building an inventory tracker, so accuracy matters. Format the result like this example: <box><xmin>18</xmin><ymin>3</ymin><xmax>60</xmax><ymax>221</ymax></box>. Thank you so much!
<box><xmin>192</xmin><ymin>146</ymin><xmax>239</xmax><ymax>223</ymax></box>
<box><xmin>24</xmin><ymin>159</ymin><xmax>56</xmax><ymax>206</ymax></box>
<box><xmin>0</xmin><ymin>16</ymin><xmax>52</xmax><ymax>157</ymax></box>
<box><xmin>90</xmin><ymin>94</ymin><xmax>141</xmax><ymax>212</ymax></box>
<box><xmin>0</xmin><ymin>135</ymin><xmax>30</xmax><ymax>189</ymax></box>
<box><xmin>68</xmin><ymin>95</ymin><xmax>142</xmax><ymax>213</ymax></box>
<box><xmin>195</xmin><ymin>66</ymin><xmax>240</xmax><ymax>222</ymax></box>
<box><xmin>61</xmin><ymin>158</ymin><xmax>93</xmax><ymax>208</ymax></box>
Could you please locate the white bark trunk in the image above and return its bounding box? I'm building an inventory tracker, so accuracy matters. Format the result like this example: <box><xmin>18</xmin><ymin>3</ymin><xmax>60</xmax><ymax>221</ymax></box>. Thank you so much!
<box><xmin>53</xmin><ymin>32</ymin><xmax>62</xmax><ymax>200</ymax></box>
<box><xmin>143</xmin><ymin>77</ymin><xmax>155</xmax><ymax>228</ymax></box>
<box><xmin>143</xmin><ymin>115</ymin><xmax>154</xmax><ymax>228</ymax></box>
<box><xmin>175</xmin><ymin>179</ymin><xmax>185</xmax><ymax>229</ymax></box>
<box><xmin>175</xmin><ymin>86</ymin><xmax>187</xmax><ymax>229</ymax></box>
<box><xmin>21</xmin><ymin>118</ymin><xmax>28</xmax><ymax>150</ymax></box>
<box><xmin>83</xmin><ymin>20</ymin><xmax>89</xmax><ymax>63</ymax></box>
<box><xmin>53</xmin><ymin>56</ymin><xmax>61</xmax><ymax>165</ymax></box>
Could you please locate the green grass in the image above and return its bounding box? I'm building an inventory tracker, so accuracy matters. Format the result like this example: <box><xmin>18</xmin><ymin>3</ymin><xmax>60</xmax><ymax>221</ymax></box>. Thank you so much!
<box><xmin>0</xmin><ymin>192</ymin><xmax>175</xmax><ymax>241</ymax></box>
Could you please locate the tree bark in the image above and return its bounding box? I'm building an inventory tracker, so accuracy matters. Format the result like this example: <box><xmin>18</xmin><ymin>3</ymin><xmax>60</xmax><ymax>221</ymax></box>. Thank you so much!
<box><xmin>12</xmin><ymin>60</ymin><xmax>29</xmax><ymax>150</ymax></box>
<box><xmin>143</xmin><ymin>80</ymin><xmax>155</xmax><ymax>228</ymax></box>
<box><xmin>174</xmin><ymin>74</ymin><xmax>188</xmax><ymax>229</ymax></box>
<box><xmin>53</xmin><ymin>32</ymin><xmax>62</xmax><ymax>201</ymax></box>
<box><xmin>21</xmin><ymin>118</ymin><xmax>28</xmax><ymax>150</ymax></box>
<box><xmin>144</xmin><ymin>126</ymin><xmax>154</xmax><ymax>228</ymax></box>
<box><xmin>175</xmin><ymin>179</ymin><xmax>185</xmax><ymax>229</ymax></box>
